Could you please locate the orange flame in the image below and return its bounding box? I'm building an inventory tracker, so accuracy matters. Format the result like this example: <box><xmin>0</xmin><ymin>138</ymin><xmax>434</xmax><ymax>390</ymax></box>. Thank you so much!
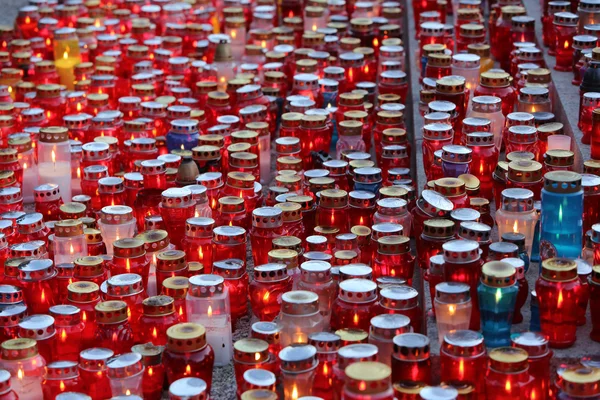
<box><xmin>208</xmin><ymin>305</ymin><xmax>213</xmax><ymax>317</ymax></box>
<box><xmin>51</xmin><ymin>150</ymin><xmax>56</xmax><ymax>164</ymax></box>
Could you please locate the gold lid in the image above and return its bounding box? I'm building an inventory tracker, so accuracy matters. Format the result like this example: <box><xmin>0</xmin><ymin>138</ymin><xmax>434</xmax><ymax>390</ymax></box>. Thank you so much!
<box><xmin>481</xmin><ymin>261</ymin><xmax>517</xmax><ymax>287</ymax></box>
<box><xmin>156</xmin><ymin>250</ymin><xmax>186</xmax><ymax>272</ymax></box>
<box><xmin>1</xmin><ymin>338</ymin><xmax>38</xmax><ymax>360</ymax></box>
<box><xmin>241</xmin><ymin>390</ymin><xmax>278</xmax><ymax>400</ymax></box>
<box><xmin>136</xmin><ymin>229</ymin><xmax>170</xmax><ymax>253</ymax></box>
<box><xmin>489</xmin><ymin>347</ymin><xmax>529</xmax><ymax>373</ymax></box>
<box><xmin>54</xmin><ymin>219</ymin><xmax>84</xmax><ymax>237</ymax></box>
<box><xmin>233</xmin><ymin>338</ymin><xmax>270</xmax><ymax>364</ymax></box>
<box><xmin>166</xmin><ymin>323</ymin><xmax>207</xmax><ymax>352</ymax></box>
<box><xmin>541</xmin><ymin>258</ymin><xmax>578</xmax><ymax>281</ymax></box>
<box><xmin>344</xmin><ymin>362</ymin><xmax>391</xmax><ymax>394</ymax></box>
<box><xmin>480</xmin><ymin>71</ymin><xmax>510</xmax><ymax>88</ymax></box>
<box><xmin>142</xmin><ymin>295</ymin><xmax>175</xmax><ymax>316</ymax></box>
<box><xmin>162</xmin><ymin>276</ymin><xmax>189</xmax><ymax>299</ymax></box>
<box><xmin>39</xmin><ymin>126</ymin><xmax>68</xmax><ymax>143</ymax></box>
<box><xmin>508</xmin><ymin>160</ymin><xmax>543</xmax><ymax>183</ymax></box>
<box><xmin>95</xmin><ymin>300</ymin><xmax>128</xmax><ymax>324</ymax></box>
<box><xmin>335</xmin><ymin>328</ymin><xmax>369</xmax><ymax>345</ymax></box>
<box><xmin>319</xmin><ymin>189</ymin><xmax>348</xmax><ymax>208</ymax></box>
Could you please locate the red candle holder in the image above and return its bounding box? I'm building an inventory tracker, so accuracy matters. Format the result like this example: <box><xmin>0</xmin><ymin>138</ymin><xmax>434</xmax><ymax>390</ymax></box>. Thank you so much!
<box><xmin>373</xmin><ymin>235</ymin><xmax>415</xmax><ymax>282</ymax></box>
<box><xmin>34</xmin><ymin>184</ymin><xmax>63</xmax><ymax>221</ymax></box>
<box><xmin>485</xmin><ymin>347</ymin><xmax>534</xmax><ymax>399</ymax></box>
<box><xmin>416</xmin><ymin>218</ymin><xmax>455</xmax><ymax>271</ymax></box>
<box><xmin>108</xmin><ymin>239</ymin><xmax>150</xmax><ymax>290</ymax></box>
<box><xmin>79</xmin><ymin>347</ymin><xmax>114</xmax><ymax>400</ymax></box>
<box><xmin>554</xmin><ymin>12</ymin><xmax>579</xmax><ymax>71</ymax></box>
<box><xmin>316</xmin><ymin>189</ymin><xmax>349</xmax><ymax>233</ymax></box>
<box><xmin>213</xmin><ymin>258</ymin><xmax>248</xmax><ymax>325</ymax></box>
<box><xmin>392</xmin><ymin>333</ymin><xmax>432</xmax><ymax>385</ymax></box>
<box><xmin>212</xmin><ymin>225</ymin><xmax>247</xmax><ymax>268</ymax></box>
<box><xmin>443</xmin><ymin>240</ymin><xmax>483</xmax><ymax>330</ymax></box>
<box><xmin>233</xmin><ymin>338</ymin><xmax>278</xmax><ymax>397</ymax></box>
<box><xmin>506</xmin><ymin>161</ymin><xmax>544</xmax><ymax>201</ymax></box>
<box><xmin>466</xmin><ymin>132</ymin><xmax>498</xmax><ymax>199</ymax></box>
<box><xmin>18</xmin><ymin>258</ymin><xmax>56</xmax><ymax>314</ymax></box>
<box><xmin>511</xmin><ymin>332</ymin><xmax>552</xmax><ymax>400</ymax></box>
<box><xmin>163</xmin><ymin>323</ymin><xmax>215</xmax><ymax>390</ymax></box>
<box><xmin>49</xmin><ymin>305</ymin><xmax>84</xmax><ymax>362</ymax></box>
<box><xmin>0</xmin><ymin>304</ymin><xmax>26</xmax><ymax>344</ymax></box>
<box><xmin>136</xmin><ymin>295</ymin><xmax>180</xmax><ymax>346</ymax></box>
<box><xmin>377</xmin><ymin>286</ymin><xmax>422</xmax><ymax>332</ymax></box>
<box><xmin>18</xmin><ymin>314</ymin><xmax>57</xmax><ymax>363</ymax></box>
<box><xmin>66</xmin><ymin>281</ymin><xmax>100</xmax><ymax>349</ymax></box>
<box><xmin>332</xmin><ymin>343</ymin><xmax>378</xmax><ymax>400</ymax></box>
<box><xmin>434</xmin><ymin>178</ymin><xmax>469</xmax><ymax>209</ymax></box>
<box><xmin>250</xmin><ymin>263</ymin><xmax>292</xmax><ymax>321</ymax></box>
<box><xmin>474</xmin><ymin>71</ymin><xmax>516</xmax><ymax>116</ymax></box>
<box><xmin>132</xmin><ymin>343</ymin><xmax>166</xmax><ymax>400</ymax></box>
<box><xmin>155</xmin><ymin>250</ymin><xmax>188</xmax><ymax>295</ymax></box>
<box><xmin>440</xmin><ymin>330</ymin><xmax>487</xmax><ymax>397</ymax></box>
<box><xmin>134</xmin><ymin>160</ymin><xmax>168</xmax><ymax>231</ymax></box>
<box><xmin>222</xmin><ymin>172</ymin><xmax>261</xmax><ymax>216</ymax></box>
<box><xmin>42</xmin><ymin>360</ymin><xmax>82</xmax><ymax>399</ymax></box>
<box><xmin>331</xmin><ymin>278</ymin><xmax>378</xmax><ymax>331</ymax></box>
<box><xmin>250</xmin><ymin>207</ymin><xmax>285</xmax><ymax>267</ymax></box>
<box><xmin>94</xmin><ymin>300</ymin><xmax>135</xmax><ymax>355</ymax></box>
<box><xmin>536</xmin><ymin>258</ymin><xmax>582</xmax><ymax>348</ymax></box>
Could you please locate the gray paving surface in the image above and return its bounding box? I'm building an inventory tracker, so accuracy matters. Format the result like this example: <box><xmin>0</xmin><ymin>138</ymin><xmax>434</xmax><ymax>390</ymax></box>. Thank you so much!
<box><xmin>0</xmin><ymin>1</ymin><xmax>23</xmax><ymax>26</ymax></box>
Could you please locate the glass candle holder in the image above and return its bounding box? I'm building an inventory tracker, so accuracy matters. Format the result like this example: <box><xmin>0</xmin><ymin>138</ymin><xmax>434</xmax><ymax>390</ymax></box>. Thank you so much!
<box><xmin>15</xmin><ymin>213</ymin><xmax>49</xmax><ymax>247</ymax></box>
<box><xmin>279</xmin><ymin>290</ymin><xmax>325</xmax><ymax>347</ymax></box>
<box><xmin>167</xmin><ymin>119</ymin><xmax>200</xmax><ymax>152</ymax></box>
<box><xmin>297</xmin><ymin>260</ymin><xmax>336</xmax><ymax>327</ymax></box>
<box><xmin>342</xmin><ymin>361</ymin><xmax>393</xmax><ymax>399</ymax></box>
<box><xmin>131</xmin><ymin>343</ymin><xmax>165</xmax><ymax>400</ymax></box>
<box><xmin>422</xmin><ymin>123</ymin><xmax>453</xmax><ymax>182</ymax></box>
<box><xmin>441</xmin><ymin>145</ymin><xmax>472</xmax><ymax>178</ymax></box>
<box><xmin>391</xmin><ymin>333</ymin><xmax>432</xmax><ymax>385</ymax></box>
<box><xmin>511</xmin><ymin>332</ymin><xmax>552</xmax><ymax>400</ymax></box>
<box><xmin>377</xmin><ymin>285</ymin><xmax>422</xmax><ymax>332</ymax></box>
<box><xmin>477</xmin><ymin>261</ymin><xmax>518</xmax><ymax>348</ymax></box>
<box><xmin>37</xmin><ymin>127</ymin><xmax>72</xmax><ymax>203</ymax></box>
<box><xmin>440</xmin><ymin>330</ymin><xmax>487</xmax><ymax>396</ymax></box>
<box><xmin>18</xmin><ymin>258</ymin><xmax>56</xmax><ymax>315</ymax></box>
<box><xmin>34</xmin><ymin>184</ymin><xmax>63</xmax><ymax>222</ymax></box>
<box><xmin>0</xmin><ymin>338</ymin><xmax>45</xmax><ymax>400</ymax></box>
<box><xmin>373</xmin><ymin>235</ymin><xmax>415</xmax><ymax>282</ymax></box>
<box><xmin>78</xmin><ymin>348</ymin><xmax>113</xmax><ymax>400</ymax></box>
<box><xmin>332</xmin><ymin>343</ymin><xmax>378</xmax><ymax>400</ymax></box>
<box><xmin>279</xmin><ymin>344</ymin><xmax>319</xmax><ymax>399</ymax></box>
<box><xmin>17</xmin><ymin>314</ymin><xmax>57</xmax><ymax>365</ymax></box>
<box><xmin>495</xmin><ymin>188</ymin><xmax>538</xmax><ymax>257</ymax></box>
<box><xmin>53</xmin><ymin>219</ymin><xmax>87</xmax><ymax>266</ymax></box>
<box><xmin>411</xmin><ymin>190</ymin><xmax>454</xmax><ymax>242</ymax></box>
<box><xmin>442</xmin><ymin>240</ymin><xmax>482</xmax><ymax>330</ymax></box>
<box><xmin>484</xmin><ymin>347</ymin><xmax>534</xmax><ymax>400</ymax></box>
<box><xmin>233</xmin><ymin>338</ymin><xmax>277</xmax><ymax>397</ymax></box>
<box><xmin>434</xmin><ymin>282</ymin><xmax>472</xmax><ymax>344</ymax></box>
<box><xmin>94</xmin><ymin>301</ymin><xmax>135</xmax><ymax>355</ymax></box>
<box><xmin>554</xmin><ymin>12</ymin><xmax>580</xmax><ymax>71</ymax></box>
<box><xmin>186</xmin><ymin>275</ymin><xmax>233</xmax><ymax>367</ymax></box>
<box><xmin>249</xmin><ymin>207</ymin><xmax>285</xmax><ymax>268</ymax></box>
<box><xmin>331</xmin><ymin>278</ymin><xmax>378</xmax><ymax>332</ymax></box>
<box><xmin>540</xmin><ymin>171</ymin><xmax>583</xmax><ymax>260</ymax></box>
<box><xmin>305</xmin><ymin>332</ymin><xmax>340</xmax><ymax>398</ymax></box>
<box><xmin>473</xmin><ymin>72</ymin><xmax>516</xmax><ymax>117</ymax></box>
<box><xmin>97</xmin><ymin>206</ymin><xmax>136</xmax><ymax>257</ymax></box>
<box><xmin>506</xmin><ymin>161</ymin><xmax>544</xmax><ymax>201</ymax></box>
<box><xmin>316</xmin><ymin>189</ymin><xmax>349</xmax><ymax>233</ymax></box>
<box><xmin>249</xmin><ymin>263</ymin><xmax>292</xmax><ymax>321</ymax></box>
<box><xmin>136</xmin><ymin>295</ymin><xmax>180</xmax><ymax>346</ymax></box>
<box><xmin>49</xmin><ymin>305</ymin><xmax>83</xmax><ymax>362</ymax></box>
<box><xmin>368</xmin><ymin>314</ymin><xmax>411</xmax><ymax>367</ymax></box>
<box><xmin>163</xmin><ymin>323</ymin><xmax>215</xmax><ymax>391</ymax></box>
<box><xmin>107</xmin><ymin>353</ymin><xmax>144</xmax><ymax>397</ymax></box>
<box><xmin>158</xmin><ymin>188</ymin><xmax>196</xmax><ymax>249</ymax></box>
<box><xmin>536</xmin><ymin>258</ymin><xmax>581</xmax><ymax>348</ymax></box>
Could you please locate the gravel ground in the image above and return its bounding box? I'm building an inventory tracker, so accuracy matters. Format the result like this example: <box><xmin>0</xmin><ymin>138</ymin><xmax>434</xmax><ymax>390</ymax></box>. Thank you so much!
<box><xmin>0</xmin><ymin>1</ymin><xmax>23</xmax><ymax>26</ymax></box>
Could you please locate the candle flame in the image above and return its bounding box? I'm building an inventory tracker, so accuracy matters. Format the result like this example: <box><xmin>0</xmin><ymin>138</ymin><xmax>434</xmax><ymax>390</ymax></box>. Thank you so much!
<box><xmin>495</xmin><ymin>288</ymin><xmax>502</xmax><ymax>303</ymax></box>
<box><xmin>448</xmin><ymin>305</ymin><xmax>455</xmax><ymax>315</ymax></box>
<box><xmin>180</xmin><ymin>143</ymin><xmax>185</xmax><ymax>150</ymax></box>
<box><xmin>77</xmin><ymin>167</ymin><xmax>81</xmax><ymax>179</ymax></box>
<box><xmin>373</xmin><ymin>38</ymin><xmax>379</xmax><ymax>47</ymax></box>
<box><xmin>564</xmin><ymin>40</ymin><xmax>569</xmax><ymax>49</ymax></box>
<box><xmin>126</xmin><ymin>258</ymin><xmax>131</xmax><ymax>272</ymax></box>
<box><xmin>353</xmin><ymin>313</ymin><xmax>358</xmax><ymax>325</ymax></box>
<box><xmin>125</xmin><ymin>390</ymin><xmax>131</xmax><ymax>396</ymax></box>
<box><xmin>60</xmin><ymin>381</ymin><xmax>65</xmax><ymax>391</ymax></box>
<box><xmin>312</xmin><ymin>24</ymin><xmax>317</xmax><ymax>31</ymax></box>
<box><xmin>77</xmin><ymin>102</ymin><xmax>82</xmax><ymax>112</ymax></box>
<box><xmin>291</xmin><ymin>385</ymin><xmax>298</xmax><ymax>399</ymax></box>
<box><xmin>41</xmin><ymin>289</ymin><xmax>45</xmax><ymax>302</ymax></box>
<box><xmin>513</xmin><ymin>220</ymin><xmax>518</xmax><ymax>233</ymax></box>
<box><xmin>45</xmin><ymin>38</ymin><xmax>51</xmax><ymax>46</ymax></box>
<box><xmin>152</xmin><ymin>327</ymin><xmax>158</xmax><ymax>338</ymax></box>
<box><xmin>323</xmin><ymin>362</ymin><xmax>328</xmax><ymax>374</ymax></box>
<box><xmin>261</xmin><ymin>40</ymin><xmax>267</xmax><ymax>48</ymax></box>
<box><xmin>263</xmin><ymin>291</ymin><xmax>270</xmax><ymax>301</ymax></box>
<box><xmin>25</xmin><ymin>16</ymin><xmax>30</xmax><ymax>24</ymax></box>
<box><xmin>231</xmin><ymin>30</ymin><xmax>237</xmax><ymax>39</ymax></box>
<box><xmin>364</xmin><ymin>65</ymin><xmax>369</xmax><ymax>74</ymax></box>
<box><xmin>23</xmin><ymin>162</ymin><xmax>27</xmax><ymax>169</ymax></box>
<box><xmin>558</xmin><ymin>290</ymin><xmax>563</xmax><ymax>307</ymax></box>
<box><xmin>185</xmin><ymin>364</ymin><xmax>191</xmax><ymax>375</ymax></box>
<box><xmin>51</xmin><ymin>150</ymin><xmax>56</xmax><ymax>163</ymax></box>
<box><xmin>178</xmin><ymin>305</ymin><xmax>184</xmax><ymax>316</ymax></box>
<box><xmin>505</xmin><ymin>379</ymin><xmax>511</xmax><ymax>392</ymax></box>
<box><xmin>61</xmin><ymin>329</ymin><xmax>67</xmax><ymax>342</ymax></box>
<box><xmin>458</xmin><ymin>360</ymin><xmax>464</xmax><ymax>380</ymax></box>
<box><xmin>17</xmin><ymin>368</ymin><xmax>23</xmax><ymax>380</ymax></box>
<box><xmin>255</xmin><ymin>352</ymin><xmax>261</xmax><ymax>361</ymax></box>
<box><xmin>208</xmin><ymin>305</ymin><xmax>213</xmax><ymax>317</ymax></box>
<box><xmin>82</xmin><ymin>311</ymin><xmax>87</xmax><ymax>322</ymax></box>
<box><xmin>148</xmin><ymin>366</ymin><xmax>154</xmax><ymax>376</ymax></box>
<box><xmin>63</xmin><ymin>50</ymin><xmax>69</xmax><ymax>60</ymax></box>
<box><xmin>70</xmin><ymin>244</ymin><xmax>74</xmax><ymax>254</ymax></box>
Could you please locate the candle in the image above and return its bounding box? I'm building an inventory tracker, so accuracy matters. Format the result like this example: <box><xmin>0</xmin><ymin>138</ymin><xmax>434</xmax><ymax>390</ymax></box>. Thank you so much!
<box><xmin>279</xmin><ymin>291</ymin><xmax>326</xmax><ymax>347</ymax></box>
<box><xmin>186</xmin><ymin>275</ymin><xmax>233</xmax><ymax>366</ymax></box>
<box><xmin>97</xmin><ymin>207</ymin><xmax>137</xmax><ymax>257</ymax></box>
<box><xmin>78</xmin><ymin>348</ymin><xmax>113</xmax><ymax>400</ymax></box>
<box><xmin>53</xmin><ymin>220</ymin><xmax>87</xmax><ymax>266</ymax></box>
<box><xmin>484</xmin><ymin>347</ymin><xmax>534</xmax><ymax>399</ymax></box>
<box><xmin>0</xmin><ymin>339</ymin><xmax>45</xmax><ymax>400</ymax></box>
<box><xmin>163</xmin><ymin>323</ymin><xmax>214</xmax><ymax>390</ymax></box>
<box><xmin>42</xmin><ymin>360</ymin><xmax>81</xmax><ymax>399</ymax></box>
<box><xmin>331</xmin><ymin>279</ymin><xmax>378</xmax><ymax>332</ymax></box>
<box><xmin>49</xmin><ymin>305</ymin><xmax>84</xmax><ymax>362</ymax></box>
<box><xmin>232</xmin><ymin>338</ymin><xmax>277</xmax><ymax>398</ymax></box>
<box><xmin>131</xmin><ymin>343</ymin><xmax>165</xmax><ymax>400</ymax></box>
<box><xmin>106</xmin><ymin>353</ymin><xmax>145</xmax><ymax>397</ymax></box>
<box><xmin>94</xmin><ymin>301</ymin><xmax>135</xmax><ymax>355</ymax></box>
<box><xmin>279</xmin><ymin>344</ymin><xmax>318</xmax><ymax>399</ymax></box>
<box><xmin>391</xmin><ymin>333</ymin><xmax>432</xmax><ymax>385</ymax></box>
<box><xmin>440</xmin><ymin>330</ymin><xmax>487</xmax><ymax>396</ymax></box>
<box><xmin>53</xmin><ymin>28</ymin><xmax>81</xmax><ymax>90</ymax></box>
<box><xmin>434</xmin><ymin>282</ymin><xmax>472</xmax><ymax>344</ymax></box>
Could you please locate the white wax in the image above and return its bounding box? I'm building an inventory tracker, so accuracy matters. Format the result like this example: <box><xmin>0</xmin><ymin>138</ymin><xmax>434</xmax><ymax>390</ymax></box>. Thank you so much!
<box><xmin>259</xmin><ymin>135</ymin><xmax>271</xmax><ymax>184</ymax></box>
<box><xmin>197</xmin><ymin>315</ymin><xmax>233</xmax><ymax>367</ymax></box>
<box><xmin>22</xmin><ymin>166</ymin><xmax>38</xmax><ymax>204</ymax></box>
<box><xmin>38</xmin><ymin>162</ymin><xmax>72</xmax><ymax>203</ymax></box>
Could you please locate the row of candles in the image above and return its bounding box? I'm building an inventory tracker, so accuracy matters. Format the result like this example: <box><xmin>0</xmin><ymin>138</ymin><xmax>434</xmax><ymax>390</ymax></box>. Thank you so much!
<box><xmin>0</xmin><ymin>0</ymin><xmax>598</xmax><ymax>397</ymax></box>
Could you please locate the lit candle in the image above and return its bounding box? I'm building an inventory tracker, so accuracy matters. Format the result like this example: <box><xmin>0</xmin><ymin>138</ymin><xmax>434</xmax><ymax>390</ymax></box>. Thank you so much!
<box><xmin>0</xmin><ymin>339</ymin><xmax>45</xmax><ymax>400</ymax></box>
<box><xmin>37</xmin><ymin>127</ymin><xmax>72</xmax><ymax>203</ymax></box>
<box><xmin>279</xmin><ymin>344</ymin><xmax>319</xmax><ymax>399</ymax></box>
<box><xmin>52</xmin><ymin>28</ymin><xmax>81</xmax><ymax>90</ymax></box>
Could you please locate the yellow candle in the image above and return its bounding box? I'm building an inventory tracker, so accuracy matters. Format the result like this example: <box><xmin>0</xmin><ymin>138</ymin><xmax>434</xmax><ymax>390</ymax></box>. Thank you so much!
<box><xmin>55</xmin><ymin>54</ymin><xmax>79</xmax><ymax>90</ymax></box>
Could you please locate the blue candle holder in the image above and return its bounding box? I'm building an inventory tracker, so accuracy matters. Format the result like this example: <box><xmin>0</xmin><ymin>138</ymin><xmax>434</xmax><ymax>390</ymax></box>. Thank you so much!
<box><xmin>441</xmin><ymin>145</ymin><xmax>472</xmax><ymax>178</ymax></box>
<box><xmin>352</xmin><ymin>167</ymin><xmax>383</xmax><ymax>194</ymax></box>
<box><xmin>478</xmin><ymin>261</ymin><xmax>518</xmax><ymax>347</ymax></box>
<box><xmin>166</xmin><ymin>119</ymin><xmax>200</xmax><ymax>152</ymax></box>
<box><xmin>539</xmin><ymin>171</ymin><xmax>583</xmax><ymax>260</ymax></box>
<box><xmin>529</xmin><ymin>290</ymin><xmax>541</xmax><ymax>332</ymax></box>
